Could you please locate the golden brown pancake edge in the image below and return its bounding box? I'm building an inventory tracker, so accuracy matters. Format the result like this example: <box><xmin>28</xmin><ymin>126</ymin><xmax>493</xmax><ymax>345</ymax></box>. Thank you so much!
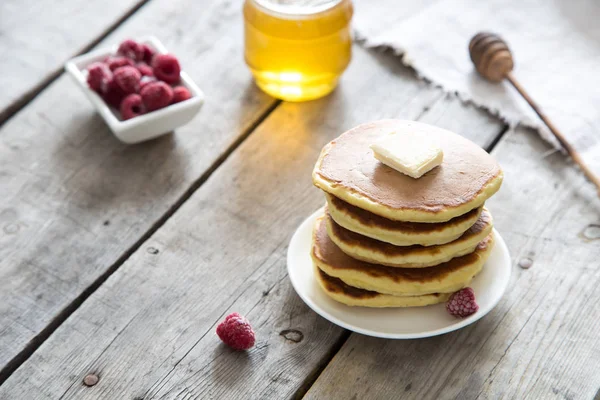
<box><xmin>313</xmin><ymin>120</ymin><xmax>503</xmax><ymax>222</ymax></box>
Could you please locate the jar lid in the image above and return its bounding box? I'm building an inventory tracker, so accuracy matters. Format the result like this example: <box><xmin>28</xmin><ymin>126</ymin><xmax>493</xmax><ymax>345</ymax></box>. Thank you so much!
<box><xmin>252</xmin><ymin>0</ymin><xmax>344</xmax><ymax>17</ymax></box>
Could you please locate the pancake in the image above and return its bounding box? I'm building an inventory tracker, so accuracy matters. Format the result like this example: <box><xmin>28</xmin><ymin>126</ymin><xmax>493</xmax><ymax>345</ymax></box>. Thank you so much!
<box><xmin>312</xmin><ymin>215</ymin><xmax>494</xmax><ymax>296</ymax></box>
<box><xmin>325</xmin><ymin>207</ymin><xmax>493</xmax><ymax>268</ymax></box>
<box><xmin>313</xmin><ymin>120</ymin><xmax>503</xmax><ymax>222</ymax></box>
<box><xmin>326</xmin><ymin>193</ymin><xmax>483</xmax><ymax>246</ymax></box>
<box><xmin>315</xmin><ymin>266</ymin><xmax>451</xmax><ymax>308</ymax></box>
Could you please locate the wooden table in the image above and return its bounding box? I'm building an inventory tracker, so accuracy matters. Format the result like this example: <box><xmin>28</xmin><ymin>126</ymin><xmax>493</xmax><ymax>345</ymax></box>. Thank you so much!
<box><xmin>1</xmin><ymin>1</ymin><xmax>599</xmax><ymax>399</ymax></box>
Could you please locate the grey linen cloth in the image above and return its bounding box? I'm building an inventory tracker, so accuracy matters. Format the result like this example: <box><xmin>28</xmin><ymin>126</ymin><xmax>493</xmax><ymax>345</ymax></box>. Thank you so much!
<box><xmin>354</xmin><ymin>0</ymin><xmax>600</xmax><ymax>175</ymax></box>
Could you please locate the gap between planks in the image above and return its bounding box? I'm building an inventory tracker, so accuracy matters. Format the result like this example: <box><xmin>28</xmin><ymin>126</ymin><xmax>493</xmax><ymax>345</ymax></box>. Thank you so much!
<box><xmin>0</xmin><ymin>100</ymin><xmax>281</xmax><ymax>386</ymax></box>
<box><xmin>0</xmin><ymin>0</ymin><xmax>151</xmax><ymax>127</ymax></box>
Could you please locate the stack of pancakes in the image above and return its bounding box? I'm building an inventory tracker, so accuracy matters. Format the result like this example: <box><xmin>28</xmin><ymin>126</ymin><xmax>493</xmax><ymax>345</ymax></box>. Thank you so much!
<box><xmin>310</xmin><ymin>120</ymin><xmax>503</xmax><ymax>307</ymax></box>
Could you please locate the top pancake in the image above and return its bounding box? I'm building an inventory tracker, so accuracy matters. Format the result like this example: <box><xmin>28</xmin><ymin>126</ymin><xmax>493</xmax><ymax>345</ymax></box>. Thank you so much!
<box><xmin>313</xmin><ymin>120</ymin><xmax>503</xmax><ymax>222</ymax></box>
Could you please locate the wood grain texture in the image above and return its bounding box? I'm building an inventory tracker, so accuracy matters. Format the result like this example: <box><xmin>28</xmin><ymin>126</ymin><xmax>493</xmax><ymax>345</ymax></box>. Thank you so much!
<box><xmin>304</xmin><ymin>126</ymin><xmax>600</xmax><ymax>400</ymax></box>
<box><xmin>0</xmin><ymin>47</ymin><xmax>504</xmax><ymax>399</ymax></box>
<box><xmin>0</xmin><ymin>0</ymin><xmax>148</xmax><ymax>122</ymax></box>
<box><xmin>0</xmin><ymin>0</ymin><xmax>277</xmax><ymax>375</ymax></box>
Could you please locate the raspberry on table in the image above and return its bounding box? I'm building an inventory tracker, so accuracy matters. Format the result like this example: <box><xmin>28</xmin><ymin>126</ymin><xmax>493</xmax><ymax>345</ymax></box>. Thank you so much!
<box><xmin>117</xmin><ymin>39</ymin><xmax>144</xmax><ymax>61</ymax></box>
<box><xmin>140</xmin><ymin>81</ymin><xmax>174</xmax><ymax>111</ymax></box>
<box><xmin>216</xmin><ymin>312</ymin><xmax>256</xmax><ymax>350</ymax></box>
<box><xmin>152</xmin><ymin>54</ymin><xmax>181</xmax><ymax>84</ymax></box>
<box><xmin>113</xmin><ymin>66</ymin><xmax>141</xmax><ymax>95</ymax></box>
<box><xmin>120</xmin><ymin>94</ymin><xmax>145</xmax><ymax>120</ymax></box>
<box><xmin>86</xmin><ymin>62</ymin><xmax>112</xmax><ymax>93</ymax></box>
<box><xmin>106</xmin><ymin>56</ymin><xmax>135</xmax><ymax>71</ymax></box>
<box><xmin>135</xmin><ymin>63</ymin><xmax>154</xmax><ymax>77</ymax></box>
<box><xmin>172</xmin><ymin>86</ymin><xmax>192</xmax><ymax>104</ymax></box>
<box><xmin>446</xmin><ymin>287</ymin><xmax>479</xmax><ymax>318</ymax></box>
<box><xmin>141</xmin><ymin>44</ymin><xmax>155</xmax><ymax>64</ymax></box>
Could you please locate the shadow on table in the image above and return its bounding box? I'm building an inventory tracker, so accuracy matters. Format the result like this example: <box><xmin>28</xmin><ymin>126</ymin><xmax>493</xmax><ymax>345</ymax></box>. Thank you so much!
<box><xmin>52</xmin><ymin>111</ymin><xmax>189</xmax><ymax>214</ymax></box>
<box><xmin>210</xmin><ymin>345</ymin><xmax>253</xmax><ymax>387</ymax></box>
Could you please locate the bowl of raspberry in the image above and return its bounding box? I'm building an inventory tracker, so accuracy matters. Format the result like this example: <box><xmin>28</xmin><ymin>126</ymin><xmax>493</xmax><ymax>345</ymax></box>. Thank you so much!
<box><xmin>65</xmin><ymin>37</ymin><xmax>204</xmax><ymax>144</ymax></box>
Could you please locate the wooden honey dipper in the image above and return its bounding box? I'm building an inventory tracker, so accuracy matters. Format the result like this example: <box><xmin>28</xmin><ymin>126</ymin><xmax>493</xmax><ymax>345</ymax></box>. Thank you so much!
<box><xmin>469</xmin><ymin>32</ymin><xmax>600</xmax><ymax>193</ymax></box>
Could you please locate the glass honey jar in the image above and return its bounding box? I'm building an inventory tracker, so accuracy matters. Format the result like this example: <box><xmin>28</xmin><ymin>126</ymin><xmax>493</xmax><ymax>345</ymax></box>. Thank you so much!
<box><xmin>244</xmin><ymin>0</ymin><xmax>353</xmax><ymax>102</ymax></box>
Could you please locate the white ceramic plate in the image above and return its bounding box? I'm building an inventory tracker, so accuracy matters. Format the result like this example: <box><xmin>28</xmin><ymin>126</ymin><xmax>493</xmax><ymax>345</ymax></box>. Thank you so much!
<box><xmin>287</xmin><ymin>208</ymin><xmax>512</xmax><ymax>339</ymax></box>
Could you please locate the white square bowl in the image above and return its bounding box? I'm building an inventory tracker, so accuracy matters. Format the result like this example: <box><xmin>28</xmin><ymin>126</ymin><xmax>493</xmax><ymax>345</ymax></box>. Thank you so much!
<box><xmin>65</xmin><ymin>36</ymin><xmax>204</xmax><ymax>144</ymax></box>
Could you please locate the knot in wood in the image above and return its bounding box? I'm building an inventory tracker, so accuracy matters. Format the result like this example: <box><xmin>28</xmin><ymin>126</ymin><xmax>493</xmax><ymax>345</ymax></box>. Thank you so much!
<box><xmin>279</xmin><ymin>329</ymin><xmax>304</xmax><ymax>343</ymax></box>
<box><xmin>518</xmin><ymin>257</ymin><xmax>533</xmax><ymax>269</ymax></box>
<box><xmin>147</xmin><ymin>247</ymin><xmax>159</xmax><ymax>255</ymax></box>
<box><xmin>581</xmin><ymin>224</ymin><xmax>600</xmax><ymax>241</ymax></box>
<box><xmin>469</xmin><ymin>32</ymin><xmax>513</xmax><ymax>82</ymax></box>
<box><xmin>83</xmin><ymin>374</ymin><xmax>99</xmax><ymax>387</ymax></box>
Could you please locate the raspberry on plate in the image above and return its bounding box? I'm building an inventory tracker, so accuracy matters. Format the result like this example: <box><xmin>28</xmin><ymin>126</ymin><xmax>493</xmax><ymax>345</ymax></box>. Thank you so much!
<box><xmin>216</xmin><ymin>312</ymin><xmax>256</xmax><ymax>350</ymax></box>
<box><xmin>152</xmin><ymin>54</ymin><xmax>181</xmax><ymax>84</ymax></box>
<box><xmin>172</xmin><ymin>86</ymin><xmax>192</xmax><ymax>104</ymax></box>
<box><xmin>106</xmin><ymin>56</ymin><xmax>135</xmax><ymax>71</ymax></box>
<box><xmin>446</xmin><ymin>287</ymin><xmax>479</xmax><ymax>318</ymax></box>
<box><xmin>140</xmin><ymin>81</ymin><xmax>174</xmax><ymax>111</ymax></box>
<box><xmin>117</xmin><ymin>39</ymin><xmax>144</xmax><ymax>61</ymax></box>
<box><xmin>86</xmin><ymin>62</ymin><xmax>112</xmax><ymax>93</ymax></box>
<box><xmin>120</xmin><ymin>94</ymin><xmax>145</xmax><ymax>120</ymax></box>
<box><xmin>113</xmin><ymin>66</ymin><xmax>141</xmax><ymax>95</ymax></box>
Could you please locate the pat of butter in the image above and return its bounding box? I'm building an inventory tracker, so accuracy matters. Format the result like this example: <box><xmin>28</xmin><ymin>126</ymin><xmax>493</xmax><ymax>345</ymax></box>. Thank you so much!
<box><xmin>370</xmin><ymin>133</ymin><xmax>443</xmax><ymax>179</ymax></box>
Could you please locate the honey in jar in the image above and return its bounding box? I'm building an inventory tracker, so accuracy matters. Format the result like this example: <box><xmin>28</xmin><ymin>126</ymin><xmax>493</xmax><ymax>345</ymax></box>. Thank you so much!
<box><xmin>244</xmin><ymin>0</ymin><xmax>353</xmax><ymax>101</ymax></box>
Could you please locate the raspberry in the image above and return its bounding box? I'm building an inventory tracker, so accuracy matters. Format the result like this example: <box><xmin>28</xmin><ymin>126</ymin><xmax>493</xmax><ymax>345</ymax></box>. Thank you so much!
<box><xmin>139</xmin><ymin>76</ymin><xmax>156</xmax><ymax>90</ymax></box>
<box><xmin>216</xmin><ymin>313</ymin><xmax>256</xmax><ymax>350</ymax></box>
<box><xmin>86</xmin><ymin>62</ymin><xmax>112</xmax><ymax>93</ymax></box>
<box><xmin>141</xmin><ymin>44</ymin><xmax>155</xmax><ymax>64</ymax></box>
<box><xmin>113</xmin><ymin>66</ymin><xmax>141</xmax><ymax>95</ymax></box>
<box><xmin>120</xmin><ymin>94</ymin><xmax>145</xmax><ymax>120</ymax></box>
<box><xmin>446</xmin><ymin>287</ymin><xmax>479</xmax><ymax>318</ymax></box>
<box><xmin>106</xmin><ymin>56</ymin><xmax>135</xmax><ymax>71</ymax></box>
<box><xmin>135</xmin><ymin>63</ymin><xmax>154</xmax><ymax>77</ymax></box>
<box><xmin>140</xmin><ymin>81</ymin><xmax>173</xmax><ymax>111</ymax></box>
<box><xmin>172</xmin><ymin>86</ymin><xmax>192</xmax><ymax>104</ymax></box>
<box><xmin>102</xmin><ymin>78</ymin><xmax>126</xmax><ymax>109</ymax></box>
<box><xmin>152</xmin><ymin>54</ymin><xmax>181</xmax><ymax>84</ymax></box>
<box><xmin>117</xmin><ymin>39</ymin><xmax>144</xmax><ymax>61</ymax></box>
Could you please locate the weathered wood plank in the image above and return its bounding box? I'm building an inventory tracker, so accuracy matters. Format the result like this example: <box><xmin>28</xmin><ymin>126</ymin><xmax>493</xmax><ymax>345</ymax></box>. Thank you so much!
<box><xmin>0</xmin><ymin>0</ymin><xmax>149</xmax><ymax>122</ymax></box>
<box><xmin>0</xmin><ymin>0</ymin><xmax>277</xmax><ymax>376</ymax></box>
<box><xmin>0</xmin><ymin>47</ymin><xmax>504</xmax><ymax>399</ymax></box>
<box><xmin>304</xmin><ymin>126</ymin><xmax>600</xmax><ymax>400</ymax></box>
